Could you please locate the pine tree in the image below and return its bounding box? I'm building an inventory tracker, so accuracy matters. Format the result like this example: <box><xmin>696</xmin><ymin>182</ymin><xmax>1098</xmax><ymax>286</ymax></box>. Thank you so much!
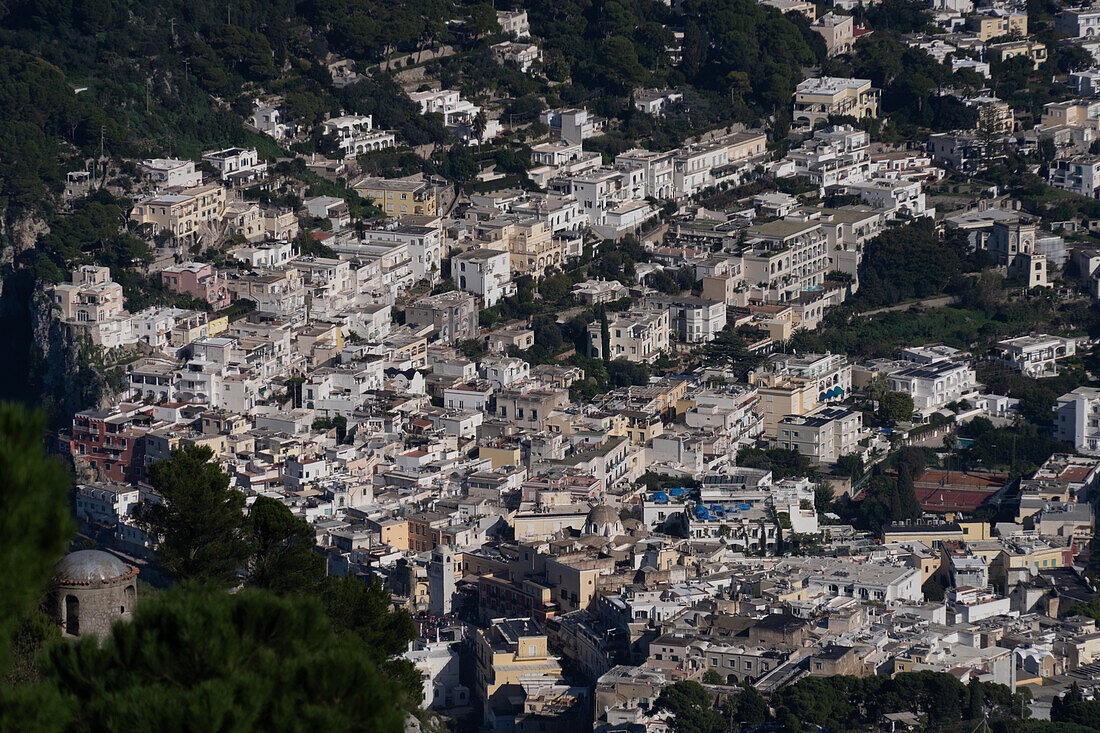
<box><xmin>896</xmin><ymin>466</ymin><xmax>922</xmax><ymax>520</ymax></box>
<box><xmin>136</xmin><ymin>445</ymin><xmax>249</xmax><ymax>588</ymax></box>
<box><xmin>246</xmin><ymin>496</ymin><xmax>325</xmax><ymax>595</ymax></box>
<box><xmin>968</xmin><ymin>677</ymin><xmax>984</xmax><ymax>720</ymax></box>
<box><xmin>0</xmin><ymin>404</ymin><xmax>74</xmax><ymax>674</ymax></box>
<box><xmin>39</xmin><ymin>589</ymin><xmax>407</xmax><ymax>731</ymax></box>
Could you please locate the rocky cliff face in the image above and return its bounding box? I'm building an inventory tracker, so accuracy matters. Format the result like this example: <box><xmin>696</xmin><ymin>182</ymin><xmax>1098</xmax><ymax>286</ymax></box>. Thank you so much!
<box><xmin>1</xmin><ymin>211</ymin><xmax>49</xmax><ymax>252</ymax></box>
<box><xmin>0</xmin><ymin>273</ymin><xmax>116</xmax><ymax>428</ymax></box>
<box><xmin>28</xmin><ymin>290</ymin><xmax>116</xmax><ymax>426</ymax></box>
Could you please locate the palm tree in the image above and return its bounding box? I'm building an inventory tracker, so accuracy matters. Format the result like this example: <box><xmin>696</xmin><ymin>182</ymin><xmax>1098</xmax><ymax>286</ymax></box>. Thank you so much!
<box><xmin>471</xmin><ymin>110</ymin><xmax>488</xmax><ymax>145</ymax></box>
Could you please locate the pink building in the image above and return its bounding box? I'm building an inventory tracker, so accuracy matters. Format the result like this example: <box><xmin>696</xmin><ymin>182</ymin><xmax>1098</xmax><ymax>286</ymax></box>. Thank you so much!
<box><xmin>160</xmin><ymin>262</ymin><xmax>229</xmax><ymax>309</ymax></box>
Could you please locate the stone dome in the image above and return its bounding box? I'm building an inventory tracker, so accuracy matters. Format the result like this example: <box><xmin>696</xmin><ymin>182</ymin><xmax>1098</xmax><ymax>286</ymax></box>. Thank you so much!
<box><xmin>53</xmin><ymin>550</ymin><xmax>135</xmax><ymax>585</ymax></box>
<box><xmin>584</xmin><ymin>504</ymin><xmax>623</xmax><ymax>538</ymax></box>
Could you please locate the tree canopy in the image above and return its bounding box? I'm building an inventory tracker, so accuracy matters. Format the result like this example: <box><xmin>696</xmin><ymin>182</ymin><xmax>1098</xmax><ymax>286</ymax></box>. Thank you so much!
<box><xmin>0</xmin><ymin>404</ymin><xmax>74</xmax><ymax>674</ymax></box>
<box><xmin>135</xmin><ymin>445</ymin><xmax>250</xmax><ymax>588</ymax></box>
<box><xmin>9</xmin><ymin>589</ymin><xmax>409</xmax><ymax>732</ymax></box>
<box><xmin>246</xmin><ymin>496</ymin><xmax>326</xmax><ymax>595</ymax></box>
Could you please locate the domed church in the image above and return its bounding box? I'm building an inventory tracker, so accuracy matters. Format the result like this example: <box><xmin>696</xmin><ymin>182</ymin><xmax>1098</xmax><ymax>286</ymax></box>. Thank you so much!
<box><xmin>584</xmin><ymin>504</ymin><xmax>623</xmax><ymax>539</ymax></box>
<box><xmin>48</xmin><ymin>549</ymin><xmax>139</xmax><ymax>639</ymax></box>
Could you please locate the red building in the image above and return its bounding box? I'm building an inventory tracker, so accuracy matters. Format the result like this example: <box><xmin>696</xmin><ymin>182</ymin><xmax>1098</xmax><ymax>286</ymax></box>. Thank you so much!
<box><xmin>70</xmin><ymin>407</ymin><xmax>158</xmax><ymax>484</ymax></box>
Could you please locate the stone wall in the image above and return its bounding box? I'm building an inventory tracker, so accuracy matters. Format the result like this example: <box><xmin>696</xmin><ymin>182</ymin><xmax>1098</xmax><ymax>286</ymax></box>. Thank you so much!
<box><xmin>51</xmin><ymin>581</ymin><xmax>136</xmax><ymax>639</ymax></box>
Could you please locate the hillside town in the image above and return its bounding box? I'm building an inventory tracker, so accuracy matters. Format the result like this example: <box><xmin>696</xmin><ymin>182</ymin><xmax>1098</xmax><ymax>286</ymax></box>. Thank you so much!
<box><xmin>15</xmin><ymin>0</ymin><xmax>1100</xmax><ymax>730</ymax></box>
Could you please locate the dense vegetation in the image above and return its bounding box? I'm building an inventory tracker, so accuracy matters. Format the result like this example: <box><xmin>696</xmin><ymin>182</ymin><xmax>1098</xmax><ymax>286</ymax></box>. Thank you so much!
<box><xmin>0</xmin><ymin>405</ymin><xmax>74</xmax><ymax>674</ymax></box>
<box><xmin>0</xmin><ymin>418</ymin><xmax>422</xmax><ymax>730</ymax></box>
<box><xmin>655</xmin><ymin>672</ymin><xmax>1030</xmax><ymax>733</ymax></box>
<box><xmin>954</xmin><ymin>417</ymin><xmax>1070</xmax><ymax>476</ymax></box>
<box><xmin>850</xmin><ymin>220</ymin><xmax>982</xmax><ymax>310</ymax></box>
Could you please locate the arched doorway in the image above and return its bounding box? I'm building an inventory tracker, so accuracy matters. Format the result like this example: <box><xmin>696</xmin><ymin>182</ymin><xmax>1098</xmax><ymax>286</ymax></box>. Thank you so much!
<box><xmin>65</xmin><ymin>595</ymin><xmax>80</xmax><ymax>635</ymax></box>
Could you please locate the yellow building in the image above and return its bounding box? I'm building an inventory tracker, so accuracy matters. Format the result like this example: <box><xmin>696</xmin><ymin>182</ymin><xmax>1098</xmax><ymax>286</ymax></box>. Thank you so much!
<box><xmin>905</xmin><ymin>543</ymin><xmax>942</xmax><ymax>585</ymax></box>
<box><xmin>977</xmin><ymin>100</ymin><xmax>1014</xmax><ymax>136</ymax></box>
<box><xmin>130</xmin><ymin>183</ymin><xmax>226</xmax><ymax>240</ymax></box>
<box><xmin>623</xmin><ymin>410</ymin><xmax>664</xmax><ymax>445</ymax></box>
<box><xmin>51</xmin><ymin>265</ymin><xmax>125</xmax><ymax>323</ymax></box>
<box><xmin>475</xmin><ymin>618</ymin><xmax>564</xmax><ymax>725</ymax></box>
<box><xmin>475</xmin><ymin>216</ymin><xmax>563</xmax><ymax>278</ymax></box>
<box><xmin>546</xmin><ymin>556</ymin><xmax>608</xmax><ymax>612</ymax></box>
<box><xmin>480</xmin><ymin>443</ymin><xmax>523</xmax><ymax>469</ymax></box>
<box><xmin>997</xmin><ymin>541</ymin><xmax>1068</xmax><ymax>578</ymax></box>
<box><xmin>508</xmin><ymin>218</ymin><xmax>561</xmax><ymax>278</ymax></box>
<box><xmin>726</xmin><ymin>130</ymin><xmax>769</xmax><ymax>163</ymax></box>
<box><xmin>748</xmin><ymin>371</ymin><xmax>818</xmax><ymax>439</ymax></box>
<box><xmin>966</xmin><ymin>12</ymin><xmax>1027</xmax><ymax>41</ymax></box>
<box><xmin>1040</xmin><ymin>100</ymin><xmax>1098</xmax><ymax>130</ymax></box>
<box><xmin>959</xmin><ymin>521</ymin><xmax>991</xmax><ymax>541</ymax></box>
<box><xmin>793</xmin><ymin>77</ymin><xmax>879</xmax><ymax>131</ymax></box>
<box><xmin>352</xmin><ymin>176</ymin><xmax>437</xmax><ymax>216</ymax></box>
<box><xmin>988</xmin><ymin>40</ymin><xmax>1047</xmax><ymax>69</ymax></box>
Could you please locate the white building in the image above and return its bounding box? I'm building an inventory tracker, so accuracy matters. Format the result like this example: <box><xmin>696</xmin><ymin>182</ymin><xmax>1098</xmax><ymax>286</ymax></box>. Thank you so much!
<box><xmin>321</xmin><ymin>114</ymin><xmax>396</xmax><ymax>157</ymax></box>
<box><xmin>615</xmin><ymin>149</ymin><xmax>676</xmax><ymax>199</ymax></box>
<box><xmin>496</xmin><ymin>9</ymin><xmax>530</xmax><ymax>38</ymax></box>
<box><xmin>201</xmin><ymin>147</ymin><xmax>267</xmax><ymax>184</ymax></box>
<box><xmin>480</xmin><ymin>356</ymin><xmax>530</xmax><ymax>388</ymax></box>
<box><xmin>250</xmin><ymin>104</ymin><xmax>290</xmax><ymax>140</ymax></box>
<box><xmin>994</xmin><ymin>334</ymin><xmax>1076</xmax><ymax>378</ymax></box>
<box><xmin>362</xmin><ymin>225</ymin><xmax>443</xmax><ymax>284</ymax></box>
<box><xmin>403</xmin><ymin>637</ymin><xmax>468</xmax><ymax>710</ymax></box>
<box><xmin>573</xmin><ymin>279</ymin><xmax>628</xmax><ymax>305</ymax></box>
<box><xmin>567</xmin><ymin>167</ymin><xmax>646</xmax><ymax>226</ymax></box>
<box><xmin>492</xmin><ymin>41</ymin><xmax>541</xmax><ymax>72</ymax></box>
<box><xmin>1055</xmin><ymin>386</ymin><xmax>1100</xmax><ymax>454</ymax></box>
<box><xmin>1049</xmin><ymin>156</ymin><xmax>1100</xmax><ymax>198</ymax></box>
<box><xmin>304</xmin><ymin>196</ymin><xmax>350</xmax><ymax>228</ymax></box>
<box><xmin>742</xmin><ymin>219</ymin><xmax>829</xmax><ymax>303</ymax></box>
<box><xmin>633</xmin><ymin>89</ymin><xmax>683</xmax><ymax>116</ymax></box>
<box><xmin>541</xmin><ymin>108</ymin><xmax>605</xmax><ymax>144</ymax></box>
<box><xmin>846</xmin><ymin>178</ymin><xmax>930</xmax><ymax>218</ymax></box>
<box><xmin>776</xmin><ymin>406</ymin><xmax>863</xmax><ymax>464</ymax></box>
<box><xmin>232</xmin><ymin>241</ymin><xmax>294</xmax><ymax>269</ymax></box>
<box><xmin>952</xmin><ymin>57</ymin><xmax>991</xmax><ymax>79</ymax></box>
<box><xmin>1056</xmin><ymin>6</ymin><xmax>1100</xmax><ymax>38</ymax></box>
<box><xmin>805</xmin><ymin>561</ymin><xmax>923</xmax><ymax>602</ymax></box>
<box><xmin>588</xmin><ymin>308</ymin><xmax>671</xmax><ymax>363</ymax></box>
<box><xmin>130</xmin><ymin>307</ymin><xmax>192</xmax><ymax>351</ymax></box>
<box><xmin>409</xmin><ymin>89</ymin><xmax>500</xmax><ymax>144</ymax></box>
<box><xmin>75</xmin><ymin>483</ymin><xmax>142</xmax><ymax>527</ymax></box>
<box><xmin>140</xmin><ymin>159</ymin><xmax>202</xmax><ymax>189</ymax></box>
<box><xmin>645</xmin><ymin>295</ymin><xmax>727</xmax><ymax>343</ymax></box>
<box><xmin>673</xmin><ymin>141</ymin><xmax>731</xmax><ymax>198</ymax></box>
<box><xmin>787</xmin><ymin>125</ymin><xmax>871</xmax><ymax>188</ymax></box>
<box><xmin>531</xmin><ymin>140</ymin><xmax>584</xmax><ymax>166</ymax></box>
<box><xmin>1070</xmin><ymin>70</ymin><xmax>1100</xmax><ymax>95</ymax></box>
<box><xmin>444</xmin><ymin>382</ymin><xmax>494</xmax><ymax>412</ymax></box>
<box><xmin>452</xmin><ymin>248</ymin><xmax>514</xmax><ymax>307</ymax></box>
<box><xmin>885</xmin><ymin>359</ymin><xmax>979</xmax><ymax>418</ymax></box>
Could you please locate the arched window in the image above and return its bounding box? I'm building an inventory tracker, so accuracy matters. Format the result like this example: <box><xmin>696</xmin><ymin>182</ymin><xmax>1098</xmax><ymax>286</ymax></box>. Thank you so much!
<box><xmin>124</xmin><ymin>584</ymin><xmax>136</xmax><ymax>611</ymax></box>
